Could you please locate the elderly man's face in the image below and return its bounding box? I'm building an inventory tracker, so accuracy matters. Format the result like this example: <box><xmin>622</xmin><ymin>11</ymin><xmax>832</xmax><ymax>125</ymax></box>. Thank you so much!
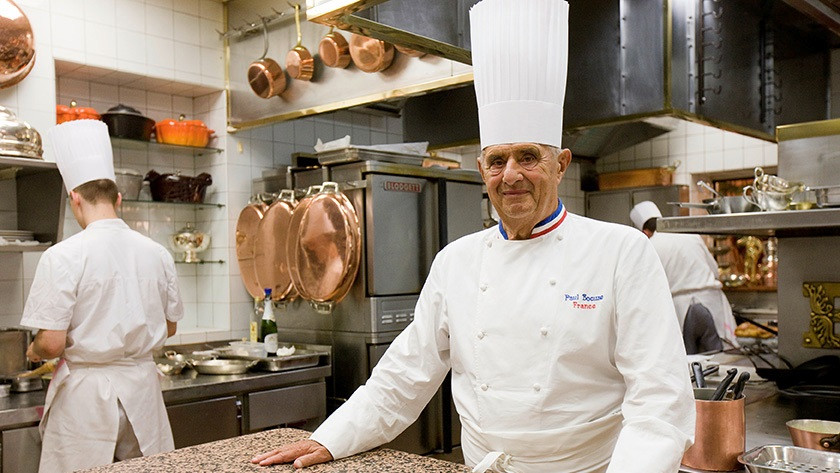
<box><xmin>478</xmin><ymin>143</ymin><xmax>570</xmax><ymax>231</ymax></box>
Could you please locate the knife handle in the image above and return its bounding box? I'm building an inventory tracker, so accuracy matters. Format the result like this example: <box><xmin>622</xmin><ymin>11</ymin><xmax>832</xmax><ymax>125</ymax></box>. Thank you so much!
<box><xmin>711</xmin><ymin>368</ymin><xmax>738</xmax><ymax>401</ymax></box>
<box><xmin>691</xmin><ymin>362</ymin><xmax>706</xmax><ymax>388</ymax></box>
<box><xmin>731</xmin><ymin>372</ymin><xmax>750</xmax><ymax>399</ymax></box>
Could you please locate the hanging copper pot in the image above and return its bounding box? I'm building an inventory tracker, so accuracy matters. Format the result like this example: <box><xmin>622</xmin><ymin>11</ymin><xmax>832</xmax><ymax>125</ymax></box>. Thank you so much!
<box><xmin>286</xmin><ymin>182</ymin><xmax>361</xmax><ymax>305</ymax></box>
<box><xmin>236</xmin><ymin>196</ymin><xmax>270</xmax><ymax>299</ymax></box>
<box><xmin>394</xmin><ymin>45</ymin><xmax>426</xmax><ymax>58</ymax></box>
<box><xmin>254</xmin><ymin>190</ymin><xmax>298</xmax><ymax>302</ymax></box>
<box><xmin>285</xmin><ymin>3</ymin><xmax>314</xmax><ymax>81</ymax></box>
<box><xmin>247</xmin><ymin>19</ymin><xmax>286</xmax><ymax>98</ymax></box>
<box><xmin>318</xmin><ymin>27</ymin><xmax>350</xmax><ymax>69</ymax></box>
<box><xmin>349</xmin><ymin>34</ymin><xmax>394</xmax><ymax>73</ymax></box>
<box><xmin>0</xmin><ymin>0</ymin><xmax>35</xmax><ymax>89</ymax></box>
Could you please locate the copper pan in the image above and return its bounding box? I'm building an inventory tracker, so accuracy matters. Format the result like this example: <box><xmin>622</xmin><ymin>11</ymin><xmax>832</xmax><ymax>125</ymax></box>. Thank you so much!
<box><xmin>254</xmin><ymin>190</ymin><xmax>298</xmax><ymax>302</ymax></box>
<box><xmin>287</xmin><ymin>183</ymin><xmax>361</xmax><ymax>304</ymax></box>
<box><xmin>236</xmin><ymin>196</ymin><xmax>269</xmax><ymax>299</ymax></box>
<box><xmin>394</xmin><ymin>45</ymin><xmax>426</xmax><ymax>58</ymax></box>
<box><xmin>0</xmin><ymin>0</ymin><xmax>36</xmax><ymax>89</ymax></box>
<box><xmin>787</xmin><ymin>419</ymin><xmax>840</xmax><ymax>452</ymax></box>
<box><xmin>349</xmin><ymin>34</ymin><xmax>394</xmax><ymax>73</ymax></box>
<box><xmin>285</xmin><ymin>3</ymin><xmax>314</xmax><ymax>81</ymax></box>
<box><xmin>318</xmin><ymin>27</ymin><xmax>350</xmax><ymax>69</ymax></box>
<box><xmin>248</xmin><ymin>19</ymin><xmax>286</xmax><ymax>98</ymax></box>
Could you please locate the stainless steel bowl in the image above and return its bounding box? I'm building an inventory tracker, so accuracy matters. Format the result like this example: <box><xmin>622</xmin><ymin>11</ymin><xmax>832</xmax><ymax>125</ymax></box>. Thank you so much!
<box><xmin>0</xmin><ymin>106</ymin><xmax>42</xmax><ymax>159</ymax></box>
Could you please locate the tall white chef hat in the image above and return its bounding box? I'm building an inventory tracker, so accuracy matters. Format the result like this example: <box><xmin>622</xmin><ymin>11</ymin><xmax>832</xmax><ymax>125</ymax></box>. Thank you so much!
<box><xmin>630</xmin><ymin>201</ymin><xmax>662</xmax><ymax>230</ymax></box>
<box><xmin>46</xmin><ymin>119</ymin><xmax>115</xmax><ymax>192</ymax></box>
<box><xmin>470</xmin><ymin>0</ymin><xmax>569</xmax><ymax>149</ymax></box>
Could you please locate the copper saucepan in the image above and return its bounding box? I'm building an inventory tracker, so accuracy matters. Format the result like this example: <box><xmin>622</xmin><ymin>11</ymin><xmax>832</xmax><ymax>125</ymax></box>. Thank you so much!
<box><xmin>394</xmin><ymin>45</ymin><xmax>426</xmax><ymax>58</ymax></box>
<box><xmin>318</xmin><ymin>27</ymin><xmax>350</xmax><ymax>69</ymax></box>
<box><xmin>349</xmin><ymin>34</ymin><xmax>395</xmax><ymax>73</ymax></box>
<box><xmin>0</xmin><ymin>0</ymin><xmax>36</xmax><ymax>89</ymax></box>
<box><xmin>254</xmin><ymin>189</ymin><xmax>298</xmax><ymax>302</ymax></box>
<box><xmin>247</xmin><ymin>19</ymin><xmax>286</xmax><ymax>98</ymax></box>
<box><xmin>285</xmin><ymin>3</ymin><xmax>314</xmax><ymax>81</ymax></box>
<box><xmin>236</xmin><ymin>195</ymin><xmax>270</xmax><ymax>299</ymax></box>
<box><xmin>287</xmin><ymin>182</ymin><xmax>361</xmax><ymax>305</ymax></box>
<box><xmin>787</xmin><ymin>419</ymin><xmax>840</xmax><ymax>452</ymax></box>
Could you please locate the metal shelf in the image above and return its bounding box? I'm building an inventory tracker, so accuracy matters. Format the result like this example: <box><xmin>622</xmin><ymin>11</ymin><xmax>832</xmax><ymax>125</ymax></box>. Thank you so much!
<box><xmin>110</xmin><ymin>137</ymin><xmax>222</xmax><ymax>156</ymax></box>
<box><xmin>175</xmin><ymin>260</ymin><xmax>225</xmax><ymax>265</ymax></box>
<box><xmin>0</xmin><ymin>243</ymin><xmax>51</xmax><ymax>252</ymax></box>
<box><xmin>121</xmin><ymin>199</ymin><xmax>224</xmax><ymax>210</ymax></box>
<box><xmin>657</xmin><ymin>208</ymin><xmax>840</xmax><ymax>237</ymax></box>
<box><xmin>0</xmin><ymin>155</ymin><xmax>58</xmax><ymax>176</ymax></box>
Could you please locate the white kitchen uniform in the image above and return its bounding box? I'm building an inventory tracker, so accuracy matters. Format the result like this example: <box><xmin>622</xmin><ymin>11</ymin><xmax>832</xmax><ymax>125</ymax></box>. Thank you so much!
<box><xmin>20</xmin><ymin>218</ymin><xmax>183</xmax><ymax>473</ymax></box>
<box><xmin>310</xmin><ymin>206</ymin><xmax>695</xmax><ymax>473</ymax></box>
<box><xmin>649</xmin><ymin>232</ymin><xmax>739</xmax><ymax>347</ymax></box>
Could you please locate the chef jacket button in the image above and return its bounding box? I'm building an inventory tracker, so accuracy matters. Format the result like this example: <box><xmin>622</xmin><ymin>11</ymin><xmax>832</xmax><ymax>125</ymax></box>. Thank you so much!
<box><xmin>540</xmin><ymin>327</ymin><xmax>549</xmax><ymax>336</ymax></box>
<box><xmin>556</xmin><ymin>234</ymin><xmax>563</xmax><ymax>241</ymax></box>
<box><xmin>480</xmin><ymin>384</ymin><xmax>489</xmax><ymax>391</ymax></box>
<box><xmin>486</xmin><ymin>240</ymin><xmax>493</xmax><ymax>248</ymax></box>
<box><xmin>480</xmin><ymin>283</ymin><xmax>488</xmax><ymax>292</ymax></box>
<box><xmin>533</xmin><ymin>383</ymin><xmax>541</xmax><ymax>392</ymax></box>
<box><xmin>477</xmin><ymin>330</ymin><xmax>486</xmax><ymax>340</ymax></box>
<box><xmin>549</xmin><ymin>279</ymin><xmax>556</xmax><ymax>286</ymax></box>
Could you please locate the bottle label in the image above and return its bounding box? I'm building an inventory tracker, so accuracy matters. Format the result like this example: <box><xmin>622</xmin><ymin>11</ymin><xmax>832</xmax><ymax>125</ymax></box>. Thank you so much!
<box><xmin>264</xmin><ymin>333</ymin><xmax>278</xmax><ymax>354</ymax></box>
<box><xmin>249</xmin><ymin>321</ymin><xmax>258</xmax><ymax>343</ymax></box>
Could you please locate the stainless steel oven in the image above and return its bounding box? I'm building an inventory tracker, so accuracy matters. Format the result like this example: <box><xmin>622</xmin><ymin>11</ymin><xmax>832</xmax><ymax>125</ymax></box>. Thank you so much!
<box><xmin>275</xmin><ymin>158</ymin><xmax>482</xmax><ymax>454</ymax></box>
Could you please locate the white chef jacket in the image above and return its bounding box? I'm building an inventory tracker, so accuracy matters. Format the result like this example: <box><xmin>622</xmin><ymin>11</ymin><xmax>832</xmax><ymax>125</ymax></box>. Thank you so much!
<box><xmin>20</xmin><ymin>218</ymin><xmax>184</xmax><ymax>473</ymax></box>
<box><xmin>310</xmin><ymin>208</ymin><xmax>695</xmax><ymax>473</ymax></box>
<box><xmin>649</xmin><ymin>232</ymin><xmax>738</xmax><ymax>346</ymax></box>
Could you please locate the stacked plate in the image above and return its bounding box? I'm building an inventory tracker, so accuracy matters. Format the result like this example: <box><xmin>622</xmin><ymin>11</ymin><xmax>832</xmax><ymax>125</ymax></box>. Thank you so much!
<box><xmin>0</xmin><ymin>229</ymin><xmax>35</xmax><ymax>241</ymax></box>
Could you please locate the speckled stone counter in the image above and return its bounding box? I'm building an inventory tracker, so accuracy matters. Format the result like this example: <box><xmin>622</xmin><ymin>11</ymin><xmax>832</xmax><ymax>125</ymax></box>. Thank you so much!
<box><xmin>78</xmin><ymin>428</ymin><xmax>471</xmax><ymax>473</ymax></box>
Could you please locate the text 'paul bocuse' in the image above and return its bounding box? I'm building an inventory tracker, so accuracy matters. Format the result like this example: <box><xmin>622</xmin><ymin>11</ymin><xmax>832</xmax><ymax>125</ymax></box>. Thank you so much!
<box><xmin>565</xmin><ymin>293</ymin><xmax>604</xmax><ymax>310</ymax></box>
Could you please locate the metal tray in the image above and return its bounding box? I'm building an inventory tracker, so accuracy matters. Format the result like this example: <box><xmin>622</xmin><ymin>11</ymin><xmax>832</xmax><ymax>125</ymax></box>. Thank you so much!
<box><xmin>739</xmin><ymin>445</ymin><xmax>840</xmax><ymax>473</ymax></box>
<box><xmin>218</xmin><ymin>343</ymin><xmax>330</xmax><ymax>372</ymax></box>
<box><xmin>316</xmin><ymin>147</ymin><xmax>427</xmax><ymax>166</ymax></box>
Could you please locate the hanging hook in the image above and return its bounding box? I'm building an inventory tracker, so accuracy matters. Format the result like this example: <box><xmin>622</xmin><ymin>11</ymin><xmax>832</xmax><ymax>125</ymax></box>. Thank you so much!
<box><xmin>289</xmin><ymin>2</ymin><xmax>303</xmax><ymax>47</ymax></box>
<box><xmin>259</xmin><ymin>17</ymin><xmax>269</xmax><ymax>59</ymax></box>
<box><xmin>704</xmin><ymin>70</ymin><xmax>722</xmax><ymax>79</ymax></box>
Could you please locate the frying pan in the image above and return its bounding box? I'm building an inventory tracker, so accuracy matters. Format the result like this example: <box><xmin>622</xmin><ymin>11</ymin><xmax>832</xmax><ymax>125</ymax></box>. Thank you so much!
<box><xmin>318</xmin><ymin>27</ymin><xmax>350</xmax><ymax>69</ymax></box>
<box><xmin>285</xmin><ymin>3</ymin><xmax>314</xmax><ymax>81</ymax></box>
<box><xmin>0</xmin><ymin>0</ymin><xmax>35</xmax><ymax>89</ymax></box>
<box><xmin>255</xmin><ymin>189</ymin><xmax>297</xmax><ymax>301</ymax></box>
<box><xmin>349</xmin><ymin>34</ymin><xmax>395</xmax><ymax>73</ymax></box>
<box><xmin>247</xmin><ymin>19</ymin><xmax>286</xmax><ymax>98</ymax></box>
<box><xmin>236</xmin><ymin>197</ymin><xmax>269</xmax><ymax>299</ymax></box>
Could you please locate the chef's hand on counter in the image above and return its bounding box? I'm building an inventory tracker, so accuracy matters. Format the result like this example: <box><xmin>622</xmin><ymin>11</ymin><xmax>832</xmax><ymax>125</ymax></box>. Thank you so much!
<box><xmin>251</xmin><ymin>439</ymin><xmax>333</xmax><ymax>468</ymax></box>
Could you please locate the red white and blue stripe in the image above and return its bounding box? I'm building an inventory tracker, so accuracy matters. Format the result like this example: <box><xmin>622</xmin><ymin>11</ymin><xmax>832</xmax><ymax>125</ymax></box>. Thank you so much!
<box><xmin>498</xmin><ymin>199</ymin><xmax>568</xmax><ymax>240</ymax></box>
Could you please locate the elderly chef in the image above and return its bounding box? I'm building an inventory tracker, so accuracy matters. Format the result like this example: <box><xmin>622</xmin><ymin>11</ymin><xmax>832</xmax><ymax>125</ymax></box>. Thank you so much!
<box><xmin>630</xmin><ymin>201</ymin><xmax>739</xmax><ymax>347</ymax></box>
<box><xmin>20</xmin><ymin>120</ymin><xmax>184</xmax><ymax>472</ymax></box>
<box><xmin>252</xmin><ymin>1</ymin><xmax>695</xmax><ymax>472</ymax></box>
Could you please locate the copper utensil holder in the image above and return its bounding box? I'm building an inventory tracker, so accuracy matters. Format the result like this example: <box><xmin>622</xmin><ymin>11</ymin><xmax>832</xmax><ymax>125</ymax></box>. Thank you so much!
<box><xmin>682</xmin><ymin>388</ymin><xmax>745</xmax><ymax>471</ymax></box>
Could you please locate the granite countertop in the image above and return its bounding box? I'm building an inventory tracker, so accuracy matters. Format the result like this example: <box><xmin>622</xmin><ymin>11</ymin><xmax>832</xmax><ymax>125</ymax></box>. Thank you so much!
<box><xmin>78</xmin><ymin>428</ymin><xmax>472</xmax><ymax>473</ymax></box>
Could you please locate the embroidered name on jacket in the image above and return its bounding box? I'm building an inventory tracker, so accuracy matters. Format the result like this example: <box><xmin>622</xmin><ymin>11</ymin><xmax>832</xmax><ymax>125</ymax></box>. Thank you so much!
<box><xmin>564</xmin><ymin>293</ymin><xmax>604</xmax><ymax>310</ymax></box>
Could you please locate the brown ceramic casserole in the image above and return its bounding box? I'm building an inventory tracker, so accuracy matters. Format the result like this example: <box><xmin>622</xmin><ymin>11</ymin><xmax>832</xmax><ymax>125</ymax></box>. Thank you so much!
<box><xmin>155</xmin><ymin>114</ymin><xmax>214</xmax><ymax>147</ymax></box>
<box><xmin>145</xmin><ymin>169</ymin><xmax>213</xmax><ymax>203</ymax></box>
<box><xmin>56</xmin><ymin>100</ymin><xmax>100</xmax><ymax>124</ymax></box>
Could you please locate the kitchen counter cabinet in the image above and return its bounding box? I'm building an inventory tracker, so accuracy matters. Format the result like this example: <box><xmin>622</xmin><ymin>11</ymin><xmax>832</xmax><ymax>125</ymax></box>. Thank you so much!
<box><xmin>77</xmin><ymin>428</ymin><xmax>472</xmax><ymax>473</ymax></box>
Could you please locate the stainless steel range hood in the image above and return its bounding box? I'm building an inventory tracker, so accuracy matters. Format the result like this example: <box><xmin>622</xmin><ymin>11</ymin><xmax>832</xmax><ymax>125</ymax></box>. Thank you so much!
<box><xmin>314</xmin><ymin>0</ymin><xmax>832</xmax><ymax>157</ymax></box>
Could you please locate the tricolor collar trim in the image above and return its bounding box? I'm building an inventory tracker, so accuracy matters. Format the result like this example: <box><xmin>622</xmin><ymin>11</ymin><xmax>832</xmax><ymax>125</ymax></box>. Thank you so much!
<box><xmin>498</xmin><ymin>199</ymin><xmax>567</xmax><ymax>240</ymax></box>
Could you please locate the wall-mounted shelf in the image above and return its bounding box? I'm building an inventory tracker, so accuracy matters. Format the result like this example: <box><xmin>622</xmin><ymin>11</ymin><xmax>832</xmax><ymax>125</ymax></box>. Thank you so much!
<box><xmin>0</xmin><ymin>243</ymin><xmax>52</xmax><ymax>252</ymax></box>
<box><xmin>121</xmin><ymin>199</ymin><xmax>224</xmax><ymax>210</ymax></box>
<box><xmin>110</xmin><ymin>137</ymin><xmax>222</xmax><ymax>157</ymax></box>
<box><xmin>175</xmin><ymin>260</ymin><xmax>225</xmax><ymax>265</ymax></box>
<box><xmin>658</xmin><ymin>208</ymin><xmax>840</xmax><ymax>237</ymax></box>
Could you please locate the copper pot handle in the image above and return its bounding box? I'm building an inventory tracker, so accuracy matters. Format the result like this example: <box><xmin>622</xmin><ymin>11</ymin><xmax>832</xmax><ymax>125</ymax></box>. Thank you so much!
<box><xmin>290</xmin><ymin>2</ymin><xmax>303</xmax><ymax>48</ymax></box>
<box><xmin>820</xmin><ymin>433</ymin><xmax>840</xmax><ymax>451</ymax></box>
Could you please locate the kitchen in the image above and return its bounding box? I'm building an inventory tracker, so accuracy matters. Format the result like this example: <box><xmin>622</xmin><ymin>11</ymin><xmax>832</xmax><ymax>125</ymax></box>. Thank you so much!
<box><xmin>1</xmin><ymin>0</ymin><xmax>840</xmax><ymax>472</ymax></box>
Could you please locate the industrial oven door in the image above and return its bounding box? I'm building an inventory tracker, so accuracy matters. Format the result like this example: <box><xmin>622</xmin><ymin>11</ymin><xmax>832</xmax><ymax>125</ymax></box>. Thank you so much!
<box><xmin>365</xmin><ymin>174</ymin><xmax>438</xmax><ymax>296</ymax></box>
